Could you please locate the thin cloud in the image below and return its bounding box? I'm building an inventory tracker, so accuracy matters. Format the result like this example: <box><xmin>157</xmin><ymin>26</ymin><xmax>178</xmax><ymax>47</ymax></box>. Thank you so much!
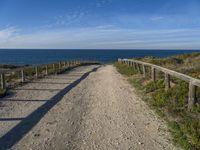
<box><xmin>150</xmin><ymin>16</ymin><xmax>164</xmax><ymax>21</ymax></box>
<box><xmin>0</xmin><ymin>27</ymin><xmax>200</xmax><ymax>49</ymax></box>
<box><xmin>0</xmin><ymin>27</ymin><xmax>18</xmax><ymax>43</ymax></box>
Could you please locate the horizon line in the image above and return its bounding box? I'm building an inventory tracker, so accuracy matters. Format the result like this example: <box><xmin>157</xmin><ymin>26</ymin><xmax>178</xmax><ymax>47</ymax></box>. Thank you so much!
<box><xmin>0</xmin><ymin>48</ymin><xmax>200</xmax><ymax>51</ymax></box>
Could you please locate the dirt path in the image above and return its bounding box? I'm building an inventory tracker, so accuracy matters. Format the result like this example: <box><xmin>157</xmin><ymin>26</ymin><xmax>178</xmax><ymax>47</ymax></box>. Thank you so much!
<box><xmin>0</xmin><ymin>65</ymin><xmax>178</xmax><ymax>150</ymax></box>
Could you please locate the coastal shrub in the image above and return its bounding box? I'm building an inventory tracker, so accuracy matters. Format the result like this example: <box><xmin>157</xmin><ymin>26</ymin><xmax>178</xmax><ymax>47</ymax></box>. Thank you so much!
<box><xmin>167</xmin><ymin>81</ymin><xmax>188</xmax><ymax>113</ymax></box>
<box><xmin>145</xmin><ymin>79</ymin><xmax>164</xmax><ymax>93</ymax></box>
<box><xmin>168</xmin><ymin>121</ymin><xmax>192</xmax><ymax>150</ymax></box>
<box><xmin>0</xmin><ymin>89</ymin><xmax>6</xmax><ymax>98</ymax></box>
<box><xmin>128</xmin><ymin>78</ymin><xmax>144</xmax><ymax>91</ymax></box>
<box><xmin>7</xmin><ymin>72</ymin><xmax>21</xmax><ymax>82</ymax></box>
<box><xmin>152</xmin><ymin>89</ymin><xmax>168</xmax><ymax>107</ymax></box>
<box><xmin>25</xmin><ymin>68</ymin><xmax>37</xmax><ymax>77</ymax></box>
<box><xmin>0</xmin><ymin>64</ymin><xmax>19</xmax><ymax>69</ymax></box>
<box><xmin>180</xmin><ymin>117</ymin><xmax>200</xmax><ymax>149</ymax></box>
<box><xmin>114</xmin><ymin>63</ymin><xmax>137</xmax><ymax>76</ymax></box>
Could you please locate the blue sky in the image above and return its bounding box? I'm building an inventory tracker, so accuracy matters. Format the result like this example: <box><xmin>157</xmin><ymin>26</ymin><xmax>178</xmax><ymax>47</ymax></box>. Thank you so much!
<box><xmin>0</xmin><ymin>0</ymin><xmax>200</xmax><ymax>49</ymax></box>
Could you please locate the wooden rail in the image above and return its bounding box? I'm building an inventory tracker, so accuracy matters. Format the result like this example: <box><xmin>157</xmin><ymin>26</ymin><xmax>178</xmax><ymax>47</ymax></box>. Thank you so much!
<box><xmin>0</xmin><ymin>60</ymin><xmax>98</xmax><ymax>91</ymax></box>
<box><xmin>118</xmin><ymin>58</ymin><xmax>200</xmax><ymax>112</ymax></box>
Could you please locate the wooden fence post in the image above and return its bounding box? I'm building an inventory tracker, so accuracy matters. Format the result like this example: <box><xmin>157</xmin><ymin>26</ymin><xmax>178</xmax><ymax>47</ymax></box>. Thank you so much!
<box><xmin>45</xmin><ymin>65</ymin><xmax>48</xmax><ymax>75</ymax></box>
<box><xmin>52</xmin><ymin>64</ymin><xmax>55</xmax><ymax>73</ymax></box>
<box><xmin>133</xmin><ymin>62</ymin><xmax>137</xmax><ymax>70</ymax></box>
<box><xmin>35</xmin><ymin>67</ymin><xmax>38</xmax><ymax>79</ymax></box>
<box><xmin>165</xmin><ymin>73</ymin><xmax>170</xmax><ymax>91</ymax></box>
<box><xmin>131</xmin><ymin>61</ymin><xmax>133</xmax><ymax>67</ymax></box>
<box><xmin>59</xmin><ymin>62</ymin><xmax>61</xmax><ymax>70</ymax></box>
<box><xmin>151</xmin><ymin>67</ymin><xmax>156</xmax><ymax>81</ymax></box>
<box><xmin>137</xmin><ymin>64</ymin><xmax>142</xmax><ymax>74</ymax></box>
<box><xmin>21</xmin><ymin>69</ymin><xmax>25</xmax><ymax>83</ymax></box>
<box><xmin>142</xmin><ymin>65</ymin><xmax>146</xmax><ymax>78</ymax></box>
<box><xmin>135</xmin><ymin>63</ymin><xmax>138</xmax><ymax>71</ymax></box>
<box><xmin>1</xmin><ymin>73</ymin><xmax>6</xmax><ymax>89</ymax></box>
<box><xmin>188</xmin><ymin>82</ymin><xmax>197</xmax><ymax>111</ymax></box>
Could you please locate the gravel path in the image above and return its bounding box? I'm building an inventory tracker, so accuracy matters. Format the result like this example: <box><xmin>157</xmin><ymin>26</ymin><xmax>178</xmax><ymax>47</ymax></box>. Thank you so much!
<box><xmin>0</xmin><ymin>65</ymin><xmax>179</xmax><ymax>150</ymax></box>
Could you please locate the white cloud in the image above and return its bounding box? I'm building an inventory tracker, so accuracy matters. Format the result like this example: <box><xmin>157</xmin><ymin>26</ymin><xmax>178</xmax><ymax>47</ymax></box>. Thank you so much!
<box><xmin>150</xmin><ymin>16</ymin><xmax>164</xmax><ymax>21</ymax></box>
<box><xmin>0</xmin><ymin>27</ymin><xmax>18</xmax><ymax>42</ymax></box>
<box><xmin>95</xmin><ymin>0</ymin><xmax>113</xmax><ymax>7</ymax></box>
<box><xmin>0</xmin><ymin>27</ymin><xmax>200</xmax><ymax>49</ymax></box>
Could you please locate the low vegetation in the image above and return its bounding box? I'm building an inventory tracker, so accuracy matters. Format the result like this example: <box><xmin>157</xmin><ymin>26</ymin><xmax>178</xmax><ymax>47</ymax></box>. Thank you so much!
<box><xmin>0</xmin><ymin>89</ymin><xmax>6</xmax><ymax>98</ymax></box>
<box><xmin>139</xmin><ymin>52</ymin><xmax>200</xmax><ymax>79</ymax></box>
<box><xmin>0</xmin><ymin>64</ymin><xmax>20</xmax><ymax>69</ymax></box>
<box><xmin>114</xmin><ymin>53</ymin><xmax>200</xmax><ymax>150</ymax></box>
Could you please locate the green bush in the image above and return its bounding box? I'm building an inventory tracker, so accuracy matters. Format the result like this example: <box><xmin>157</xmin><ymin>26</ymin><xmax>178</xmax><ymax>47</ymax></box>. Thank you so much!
<box><xmin>145</xmin><ymin>79</ymin><xmax>164</xmax><ymax>93</ymax></box>
<box><xmin>167</xmin><ymin>81</ymin><xmax>188</xmax><ymax>112</ymax></box>
<box><xmin>181</xmin><ymin>117</ymin><xmax>200</xmax><ymax>149</ymax></box>
<box><xmin>0</xmin><ymin>89</ymin><xmax>6</xmax><ymax>98</ymax></box>
<box><xmin>114</xmin><ymin>63</ymin><xmax>137</xmax><ymax>76</ymax></box>
<box><xmin>152</xmin><ymin>89</ymin><xmax>168</xmax><ymax>107</ymax></box>
<box><xmin>168</xmin><ymin>121</ymin><xmax>192</xmax><ymax>150</ymax></box>
<box><xmin>129</xmin><ymin>78</ymin><xmax>144</xmax><ymax>91</ymax></box>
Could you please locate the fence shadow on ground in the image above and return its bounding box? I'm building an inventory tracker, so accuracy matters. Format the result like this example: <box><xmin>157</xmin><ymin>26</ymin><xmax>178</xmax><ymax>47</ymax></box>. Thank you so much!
<box><xmin>0</xmin><ymin>66</ymin><xmax>100</xmax><ymax>150</ymax></box>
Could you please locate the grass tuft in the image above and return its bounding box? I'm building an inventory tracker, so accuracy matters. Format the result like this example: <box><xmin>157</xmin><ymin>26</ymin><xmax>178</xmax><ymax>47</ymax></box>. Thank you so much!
<box><xmin>0</xmin><ymin>89</ymin><xmax>6</xmax><ymax>98</ymax></box>
<box><xmin>114</xmin><ymin>63</ymin><xmax>137</xmax><ymax>76</ymax></box>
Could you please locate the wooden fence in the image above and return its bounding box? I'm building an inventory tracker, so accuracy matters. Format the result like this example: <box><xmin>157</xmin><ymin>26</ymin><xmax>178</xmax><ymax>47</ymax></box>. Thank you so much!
<box><xmin>0</xmin><ymin>60</ymin><xmax>97</xmax><ymax>91</ymax></box>
<box><xmin>118</xmin><ymin>58</ymin><xmax>200</xmax><ymax>112</ymax></box>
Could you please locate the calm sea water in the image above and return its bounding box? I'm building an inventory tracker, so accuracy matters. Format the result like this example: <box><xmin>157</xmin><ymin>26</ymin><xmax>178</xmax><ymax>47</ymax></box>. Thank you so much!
<box><xmin>0</xmin><ymin>49</ymin><xmax>199</xmax><ymax>65</ymax></box>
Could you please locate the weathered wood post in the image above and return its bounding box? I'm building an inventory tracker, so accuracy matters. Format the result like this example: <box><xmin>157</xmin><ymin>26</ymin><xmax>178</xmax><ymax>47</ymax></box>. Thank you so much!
<box><xmin>21</xmin><ymin>69</ymin><xmax>25</xmax><ymax>83</ymax></box>
<box><xmin>118</xmin><ymin>59</ymin><xmax>120</xmax><ymax>63</ymax></box>
<box><xmin>66</xmin><ymin>61</ymin><xmax>69</xmax><ymax>67</ymax></box>
<box><xmin>164</xmin><ymin>73</ymin><xmax>170</xmax><ymax>91</ymax></box>
<box><xmin>73</xmin><ymin>60</ymin><xmax>76</xmax><ymax>66</ymax></box>
<box><xmin>59</xmin><ymin>62</ymin><xmax>61</xmax><ymax>70</ymax></box>
<box><xmin>188</xmin><ymin>81</ymin><xmax>197</xmax><ymax>111</ymax></box>
<box><xmin>35</xmin><ymin>66</ymin><xmax>38</xmax><ymax>79</ymax></box>
<box><xmin>142</xmin><ymin>65</ymin><xmax>146</xmax><ymax>78</ymax></box>
<box><xmin>45</xmin><ymin>65</ymin><xmax>48</xmax><ymax>75</ymax></box>
<box><xmin>151</xmin><ymin>67</ymin><xmax>156</xmax><ymax>81</ymax></box>
<box><xmin>53</xmin><ymin>64</ymin><xmax>56</xmax><ymax>74</ymax></box>
<box><xmin>128</xmin><ymin>61</ymin><xmax>131</xmax><ymax>66</ymax></box>
<box><xmin>133</xmin><ymin>62</ymin><xmax>137</xmax><ymax>70</ymax></box>
<box><xmin>64</xmin><ymin>61</ymin><xmax>66</xmax><ymax>67</ymax></box>
<box><xmin>130</xmin><ymin>61</ymin><xmax>132</xmax><ymax>67</ymax></box>
<box><xmin>68</xmin><ymin>61</ymin><xmax>70</xmax><ymax>66</ymax></box>
<box><xmin>1</xmin><ymin>73</ymin><xmax>6</xmax><ymax>89</ymax></box>
<box><xmin>130</xmin><ymin>61</ymin><xmax>133</xmax><ymax>67</ymax></box>
<box><xmin>137</xmin><ymin>64</ymin><xmax>142</xmax><ymax>74</ymax></box>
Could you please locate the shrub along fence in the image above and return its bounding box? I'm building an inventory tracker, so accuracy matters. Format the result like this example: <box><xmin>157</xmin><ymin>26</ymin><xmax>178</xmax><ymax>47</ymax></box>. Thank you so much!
<box><xmin>118</xmin><ymin>58</ymin><xmax>200</xmax><ymax>112</ymax></box>
<box><xmin>0</xmin><ymin>60</ymin><xmax>98</xmax><ymax>92</ymax></box>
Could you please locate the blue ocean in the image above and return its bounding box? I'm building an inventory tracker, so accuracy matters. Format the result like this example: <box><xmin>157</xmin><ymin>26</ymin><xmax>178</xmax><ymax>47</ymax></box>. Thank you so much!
<box><xmin>0</xmin><ymin>49</ymin><xmax>199</xmax><ymax>65</ymax></box>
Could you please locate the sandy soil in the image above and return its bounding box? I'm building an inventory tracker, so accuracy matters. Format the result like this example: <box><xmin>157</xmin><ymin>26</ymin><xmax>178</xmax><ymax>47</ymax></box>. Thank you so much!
<box><xmin>0</xmin><ymin>65</ymin><xmax>179</xmax><ymax>150</ymax></box>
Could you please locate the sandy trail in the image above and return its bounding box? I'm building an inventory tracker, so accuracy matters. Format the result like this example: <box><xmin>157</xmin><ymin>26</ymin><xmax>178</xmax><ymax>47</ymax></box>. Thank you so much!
<box><xmin>0</xmin><ymin>65</ymin><xmax>178</xmax><ymax>150</ymax></box>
